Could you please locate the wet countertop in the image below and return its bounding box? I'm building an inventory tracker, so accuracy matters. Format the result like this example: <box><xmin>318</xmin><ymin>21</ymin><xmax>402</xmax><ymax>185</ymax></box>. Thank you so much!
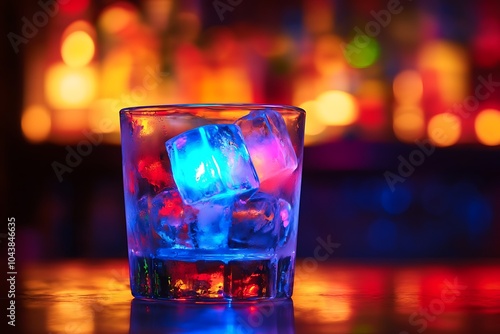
<box><xmin>17</xmin><ymin>259</ymin><xmax>500</xmax><ymax>333</ymax></box>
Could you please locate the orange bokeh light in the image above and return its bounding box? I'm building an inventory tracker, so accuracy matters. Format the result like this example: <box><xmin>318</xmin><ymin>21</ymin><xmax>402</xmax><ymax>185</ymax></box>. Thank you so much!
<box><xmin>98</xmin><ymin>2</ymin><xmax>139</xmax><ymax>35</ymax></box>
<box><xmin>427</xmin><ymin>113</ymin><xmax>461</xmax><ymax>147</ymax></box>
<box><xmin>475</xmin><ymin>109</ymin><xmax>500</xmax><ymax>146</ymax></box>
<box><xmin>393</xmin><ymin>70</ymin><xmax>423</xmax><ymax>105</ymax></box>
<box><xmin>393</xmin><ymin>106</ymin><xmax>425</xmax><ymax>142</ymax></box>
<box><xmin>21</xmin><ymin>105</ymin><xmax>51</xmax><ymax>143</ymax></box>
<box><xmin>418</xmin><ymin>40</ymin><xmax>468</xmax><ymax>104</ymax></box>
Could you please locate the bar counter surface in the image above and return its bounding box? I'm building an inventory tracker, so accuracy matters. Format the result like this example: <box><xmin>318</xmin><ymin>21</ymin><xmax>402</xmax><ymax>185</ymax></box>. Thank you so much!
<box><xmin>16</xmin><ymin>259</ymin><xmax>500</xmax><ymax>333</ymax></box>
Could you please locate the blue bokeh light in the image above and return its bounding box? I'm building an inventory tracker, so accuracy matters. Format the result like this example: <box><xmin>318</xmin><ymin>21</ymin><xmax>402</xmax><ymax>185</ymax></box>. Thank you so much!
<box><xmin>381</xmin><ymin>186</ymin><xmax>412</xmax><ymax>215</ymax></box>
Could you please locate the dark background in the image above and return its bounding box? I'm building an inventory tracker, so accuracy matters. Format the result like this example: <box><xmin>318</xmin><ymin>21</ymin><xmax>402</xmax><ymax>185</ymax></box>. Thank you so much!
<box><xmin>2</xmin><ymin>0</ymin><xmax>500</xmax><ymax>264</ymax></box>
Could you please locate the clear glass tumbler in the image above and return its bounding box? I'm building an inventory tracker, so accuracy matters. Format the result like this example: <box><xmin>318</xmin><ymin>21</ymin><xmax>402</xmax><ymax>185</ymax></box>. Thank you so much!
<box><xmin>120</xmin><ymin>104</ymin><xmax>305</xmax><ymax>301</ymax></box>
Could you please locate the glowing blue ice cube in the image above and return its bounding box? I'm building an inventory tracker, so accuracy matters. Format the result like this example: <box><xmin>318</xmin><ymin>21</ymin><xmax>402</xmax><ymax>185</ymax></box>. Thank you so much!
<box><xmin>165</xmin><ymin>124</ymin><xmax>259</xmax><ymax>204</ymax></box>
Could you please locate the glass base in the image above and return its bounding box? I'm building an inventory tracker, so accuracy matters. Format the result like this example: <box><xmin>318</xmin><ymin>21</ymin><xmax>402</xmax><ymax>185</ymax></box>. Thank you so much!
<box><xmin>128</xmin><ymin>250</ymin><xmax>295</xmax><ymax>301</ymax></box>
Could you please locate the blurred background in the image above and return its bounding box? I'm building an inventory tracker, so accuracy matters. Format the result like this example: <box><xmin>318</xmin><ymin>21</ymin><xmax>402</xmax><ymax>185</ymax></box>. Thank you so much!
<box><xmin>2</xmin><ymin>0</ymin><xmax>500</xmax><ymax>262</ymax></box>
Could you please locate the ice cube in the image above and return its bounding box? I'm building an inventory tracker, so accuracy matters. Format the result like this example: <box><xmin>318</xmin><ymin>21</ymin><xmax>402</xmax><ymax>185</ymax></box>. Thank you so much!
<box><xmin>150</xmin><ymin>189</ymin><xmax>198</xmax><ymax>248</ymax></box>
<box><xmin>157</xmin><ymin>260</ymin><xmax>225</xmax><ymax>299</ymax></box>
<box><xmin>137</xmin><ymin>156</ymin><xmax>173</xmax><ymax>190</ymax></box>
<box><xmin>165</xmin><ymin>124</ymin><xmax>259</xmax><ymax>205</ymax></box>
<box><xmin>229</xmin><ymin>192</ymin><xmax>280</xmax><ymax>249</ymax></box>
<box><xmin>277</xmin><ymin>198</ymin><xmax>293</xmax><ymax>247</ymax></box>
<box><xmin>129</xmin><ymin>195</ymin><xmax>154</xmax><ymax>250</ymax></box>
<box><xmin>190</xmin><ymin>201</ymin><xmax>232</xmax><ymax>249</ymax></box>
<box><xmin>235</xmin><ymin>109</ymin><xmax>298</xmax><ymax>183</ymax></box>
<box><xmin>225</xmin><ymin>259</ymin><xmax>273</xmax><ymax>298</ymax></box>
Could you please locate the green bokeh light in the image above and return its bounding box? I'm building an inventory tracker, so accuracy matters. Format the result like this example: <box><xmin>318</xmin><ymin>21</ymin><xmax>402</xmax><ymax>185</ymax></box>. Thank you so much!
<box><xmin>342</xmin><ymin>35</ymin><xmax>380</xmax><ymax>68</ymax></box>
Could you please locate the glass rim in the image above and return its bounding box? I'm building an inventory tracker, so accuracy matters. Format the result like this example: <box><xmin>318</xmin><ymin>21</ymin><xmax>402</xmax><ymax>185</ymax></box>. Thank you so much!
<box><xmin>119</xmin><ymin>103</ymin><xmax>305</xmax><ymax>115</ymax></box>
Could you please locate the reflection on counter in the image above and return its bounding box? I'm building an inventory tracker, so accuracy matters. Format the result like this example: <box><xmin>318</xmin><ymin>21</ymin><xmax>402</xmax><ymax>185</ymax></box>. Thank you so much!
<box><xmin>19</xmin><ymin>260</ymin><xmax>500</xmax><ymax>334</ymax></box>
<box><xmin>130</xmin><ymin>299</ymin><xmax>294</xmax><ymax>334</ymax></box>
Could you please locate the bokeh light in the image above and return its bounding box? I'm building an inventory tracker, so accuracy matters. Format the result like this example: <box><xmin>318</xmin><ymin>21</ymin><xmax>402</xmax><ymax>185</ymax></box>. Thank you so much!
<box><xmin>418</xmin><ymin>40</ymin><xmax>468</xmax><ymax>104</ymax></box>
<box><xmin>200</xmin><ymin>67</ymin><xmax>252</xmax><ymax>103</ymax></box>
<box><xmin>88</xmin><ymin>99</ymin><xmax>120</xmax><ymax>134</ymax></box>
<box><xmin>299</xmin><ymin>100</ymin><xmax>327</xmax><ymax>146</ymax></box>
<box><xmin>300</xmin><ymin>100</ymin><xmax>326</xmax><ymax>136</ymax></box>
<box><xmin>313</xmin><ymin>34</ymin><xmax>346</xmax><ymax>76</ymax></box>
<box><xmin>60</xmin><ymin>0</ymin><xmax>90</xmax><ymax>15</ymax></box>
<box><xmin>343</xmin><ymin>36</ymin><xmax>380</xmax><ymax>68</ymax></box>
<box><xmin>475</xmin><ymin>109</ymin><xmax>500</xmax><ymax>146</ymax></box>
<box><xmin>419</xmin><ymin>41</ymin><xmax>467</xmax><ymax>72</ymax></box>
<box><xmin>100</xmin><ymin>50</ymin><xmax>133</xmax><ymax>97</ymax></box>
<box><xmin>427</xmin><ymin>113</ymin><xmax>461</xmax><ymax>147</ymax></box>
<box><xmin>143</xmin><ymin>0</ymin><xmax>175</xmax><ymax>31</ymax></box>
<box><xmin>45</xmin><ymin>63</ymin><xmax>97</xmax><ymax>109</ymax></box>
<box><xmin>21</xmin><ymin>105</ymin><xmax>51</xmax><ymax>143</ymax></box>
<box><xmin>466</xmin><ymin>196</ymin><xmax>493</xmax><ymax>236</ymax></box>
<box><xmin>61</xmin><ymin>31</ymin><xmax>95</xmax><ymax>67</ymax></box>
<box><xmin>98</xmin><ymin>2</ymin><xmax>139</xmax><ymax>35</ymax></box>
<box><xmin>393</xmin><ymin>106</ymin><xmax>425</xmax><ymax>142</ymax></box>
<box><xmin>381</xmin><ymin>186</ymin><xmax>412</xmax><ymax>215</ymax></box>
<box><xmin>393</xmin><ymin>70</ymin><xmax>423</xmax><ymax>105</ymax></box>
<box><xmin>316</xmin><ymin>90</ymin><xmax>359</xmax><ymax>126</ymax></box>
<box><xmin>62</xmin><ymin>20</ymin><xmax>95</xmax><ymax>38</ymax></box>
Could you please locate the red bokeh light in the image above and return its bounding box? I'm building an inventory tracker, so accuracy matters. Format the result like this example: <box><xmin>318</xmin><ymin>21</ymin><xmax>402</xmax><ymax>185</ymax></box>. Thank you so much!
<box><xmin>60</xmin><ymin>0</ymin><xmax>90</xmax><ymax>15</ymax></box>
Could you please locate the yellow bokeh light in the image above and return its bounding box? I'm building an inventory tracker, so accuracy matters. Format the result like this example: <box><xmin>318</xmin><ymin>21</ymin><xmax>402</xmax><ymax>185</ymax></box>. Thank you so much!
<box><xmin>393</xmin><ymin>70</ymin><xmax>423</xmax><ymax>105</ymax></box>
<box><xmin>393</xmin><ymin>106</ymin><xmax>425</xmax><ymax>142</ymax></box>
<box><xmin>316</xmin><ymin>90</ymin><xmax>358</xmax><ymax>126</ymax></box>
<box><xmin>98</xmin><ymin>2</ymin><xmax>138</xmax><ymax>34</ymax></box>
<box><xmin>100</xmin><ymin>50</ymin><xmax>133</xmax><ymax>97</ymax></box>
<box><xmin>300</xmin><ymin>100</ymin><xmax>327</xmax><ymax>145</ymax></box>
<box><xmin>302</xmin><ymin>101</ymin><xmax>326</xmax><ymax>136</ymax></box>
<box><xmin>61</xmin><ymin>31</ymin><xmax>95</xmax><ymax>67</ymax></box>
<box><xmin>21</xmin><ymin>105</ymin><xmax>51</xmax><ymax>143</ymax></box>
<box><xmin>475</xmin><ymin>109</ymin><xmax>500</xmax><ymax>146</ymax></box>
<box><xmin>428</xmin><ymin>113</ymin><xmax>461</xmax><ymax>147</ymax></box>
<box><xmin>45</xmin><ymin>63</ymin><xmax>97</xmax><ymax>109</ymax></box>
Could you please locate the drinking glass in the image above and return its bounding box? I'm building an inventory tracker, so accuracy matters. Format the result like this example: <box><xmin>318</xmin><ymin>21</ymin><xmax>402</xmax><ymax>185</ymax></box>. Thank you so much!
<box><xmin>120</xmin><ymin>104</ymin><xmax>305</xmax><ymax>301</ymax></box>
